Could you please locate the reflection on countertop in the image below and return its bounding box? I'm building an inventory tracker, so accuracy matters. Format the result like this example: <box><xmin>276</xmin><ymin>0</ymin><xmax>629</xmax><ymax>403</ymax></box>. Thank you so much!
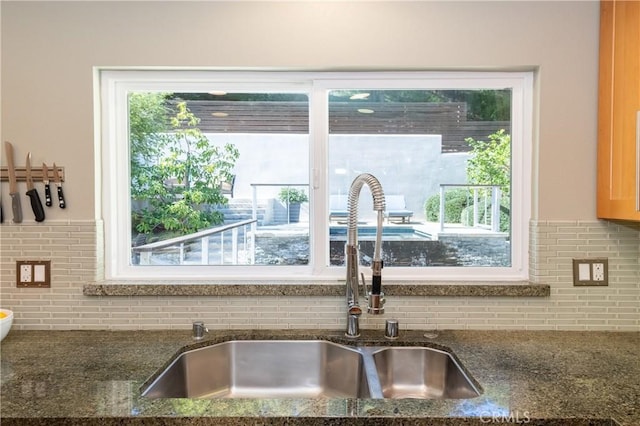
<box><xmin>1</xmin><ymin>329</ymin><xmax>636</xmax><ymax>425</ymax></box>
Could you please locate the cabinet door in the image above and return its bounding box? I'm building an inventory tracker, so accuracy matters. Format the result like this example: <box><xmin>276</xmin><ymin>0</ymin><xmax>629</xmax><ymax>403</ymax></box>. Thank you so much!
<box><xmin>597</xmin><ymin>0</ymin><xmax>640</xmax><ymax>221</ymax></box>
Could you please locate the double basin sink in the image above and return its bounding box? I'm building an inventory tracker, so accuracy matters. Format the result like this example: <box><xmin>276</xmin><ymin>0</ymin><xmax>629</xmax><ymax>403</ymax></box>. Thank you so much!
<box><xmin>141</xmin><ymin>340</ymin><xmax>481</xmax><ymax>400</ymax></box>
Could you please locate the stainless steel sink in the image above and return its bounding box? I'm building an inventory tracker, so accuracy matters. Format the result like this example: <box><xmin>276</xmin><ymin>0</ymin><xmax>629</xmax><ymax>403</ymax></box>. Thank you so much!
<box><xmin>141</xmin><ymin>340</ymin><xmax>370</xmax><ymax>399</ymax></box>
<box><xmin>371</xmin><ymin>346</ymin><xmax>481</xmax><ymax>399</ymax></box>
<box><xmin>141</xmin><ymin>340</ymin><xmax>481</xmax><ymax>400</ymax></box>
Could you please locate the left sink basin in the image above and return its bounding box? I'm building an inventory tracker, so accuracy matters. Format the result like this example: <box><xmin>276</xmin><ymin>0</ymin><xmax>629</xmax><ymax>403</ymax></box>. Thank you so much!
<box><xmin>141</xmin><ymin>340</ymin><xmax>371</xmax><ymax>399</ymax></box>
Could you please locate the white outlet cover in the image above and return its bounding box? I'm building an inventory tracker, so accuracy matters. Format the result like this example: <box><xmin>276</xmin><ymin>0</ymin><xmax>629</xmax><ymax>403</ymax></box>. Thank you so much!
<box><xmin>593</xmin><ymin>263</ymin><xmax>605</xmax><ymax>281</ymax></box>
<box><xmin>20</xmin><ymin>264</ymin><xmax>32</xmax><ymax>282</ymax></box>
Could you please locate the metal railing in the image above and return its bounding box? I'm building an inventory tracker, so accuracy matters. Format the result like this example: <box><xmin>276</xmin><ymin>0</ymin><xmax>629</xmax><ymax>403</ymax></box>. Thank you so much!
<box><xmin>439</xmin><ymin>184</ymin><xmax>503</xmax><ymax>232</ymax></box>
<box><xmin>249</xmin><ymin>182</ymin><xmax>309</xmax><ymax>264</ymax></box>
<box><xmin>132</xmin><ymin>219</ymin><xmax>257</xmax><ymax>265</ymax></box>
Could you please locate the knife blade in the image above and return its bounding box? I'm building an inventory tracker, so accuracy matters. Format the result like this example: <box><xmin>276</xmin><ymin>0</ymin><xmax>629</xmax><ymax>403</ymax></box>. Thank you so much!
<box><xmin>4</xmin><ymin>141</ymin><xmax>23</xmax><ymax>223</ymax></box>
<box><xmin>25</xmin><ymin>153</ymin><xmax>45</xmax><ymax>222</ymax></box>
<box><xmin>53</xmin><ymin>163</ymin><xmax>66</xmax><ymax>209</ymax></box>
<box><xmin>42</xmin><ymin>163</ymin><xmax>52</xmax><ymax>207</ymax></box>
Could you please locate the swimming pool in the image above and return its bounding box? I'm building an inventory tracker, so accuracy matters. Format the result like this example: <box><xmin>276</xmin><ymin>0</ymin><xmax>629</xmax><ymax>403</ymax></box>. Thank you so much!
<box><xmin>328</xmin><ymin>225</ymin><xmax>462</xmax><ymax>266</ymax></box>
<box><xmin>329</xmin><ymin>225</ymin><xmax>432</xmax><ymax>241</ymax></box>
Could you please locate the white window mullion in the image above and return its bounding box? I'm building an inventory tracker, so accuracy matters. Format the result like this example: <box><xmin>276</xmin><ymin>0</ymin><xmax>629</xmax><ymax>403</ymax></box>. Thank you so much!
<box><xmin>309</xmin><ymin>84</ymin><xmax>331</xmax><ymax>276</ymax></box>
<box><xmin>508</xmin><ymin>73</ymin><xmax>533</xmax><ymax>278</ymax></box>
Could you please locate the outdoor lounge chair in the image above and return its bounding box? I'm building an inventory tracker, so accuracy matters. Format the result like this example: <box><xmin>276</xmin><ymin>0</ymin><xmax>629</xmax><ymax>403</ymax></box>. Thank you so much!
<box><xmin>385</xmin><ymin>195</ymin><xmax>413</xmax><ymax>223</ymax></box>
<box><xmin>329</xmin><ymin>195</ymin><xmax>349</xmax><ymax>221</ymax></box>
<box><xmin>220</xmin><ymin>175</ymin><xmax>235</xmax><ymax>198</ymax></box>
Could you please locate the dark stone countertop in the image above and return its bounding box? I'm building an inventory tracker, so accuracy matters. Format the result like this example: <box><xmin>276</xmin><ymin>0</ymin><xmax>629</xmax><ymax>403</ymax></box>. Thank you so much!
<box><xmin>1</xmin><ymin>329</ymin><xmax>637</xmax><ymax>425</ymax></box>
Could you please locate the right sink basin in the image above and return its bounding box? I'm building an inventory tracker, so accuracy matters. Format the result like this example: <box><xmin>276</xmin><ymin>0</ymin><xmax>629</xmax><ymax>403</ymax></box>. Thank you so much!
<box><xmin>371</xmin><ymin>346</ymin><xmax>481</xmax><ymax>399</ymax></box>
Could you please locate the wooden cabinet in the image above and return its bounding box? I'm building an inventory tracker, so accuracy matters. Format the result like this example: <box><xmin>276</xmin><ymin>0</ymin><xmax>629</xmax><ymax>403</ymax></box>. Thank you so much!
<box><xmin>597</xmin><ymin>0</ymin><xmax>640</xmax><ymax>221</ymax></box>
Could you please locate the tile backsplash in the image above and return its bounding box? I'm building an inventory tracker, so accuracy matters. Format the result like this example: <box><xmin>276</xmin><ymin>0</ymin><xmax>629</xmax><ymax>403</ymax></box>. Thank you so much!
<box><xmin>1</xmin><ymin>220</ymin><xmax>638</xmax><ymax>331</ymax></box>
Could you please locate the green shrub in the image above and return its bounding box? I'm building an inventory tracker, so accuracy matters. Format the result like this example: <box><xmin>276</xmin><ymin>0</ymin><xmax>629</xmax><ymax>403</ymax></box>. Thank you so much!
<box><xmin>424</xmin><ymin>189</ymin><xmax>471</xmax><ymax>223</ymax></box>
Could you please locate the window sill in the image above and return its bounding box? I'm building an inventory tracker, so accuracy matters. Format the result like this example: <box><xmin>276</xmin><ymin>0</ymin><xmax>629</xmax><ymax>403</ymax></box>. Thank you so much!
<box><xmin>83</xmin><ymin>281</ymin><xmax>550</xmax><ymax>297</ymax></box>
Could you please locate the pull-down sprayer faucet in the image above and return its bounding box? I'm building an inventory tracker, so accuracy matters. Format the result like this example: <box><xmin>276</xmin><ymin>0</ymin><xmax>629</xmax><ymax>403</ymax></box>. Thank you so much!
<box><xmin>344</xmin><ymin>173</ymin><xmax>386</xmax><ymax>338</ymax></box>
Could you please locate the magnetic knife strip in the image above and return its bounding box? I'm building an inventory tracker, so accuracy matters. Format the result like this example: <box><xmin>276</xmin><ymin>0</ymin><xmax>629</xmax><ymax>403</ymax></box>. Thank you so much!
<box><xmin>0</xmin><ymin>167</ymin><xmax>65</xmax><ymax>182</ymax></box>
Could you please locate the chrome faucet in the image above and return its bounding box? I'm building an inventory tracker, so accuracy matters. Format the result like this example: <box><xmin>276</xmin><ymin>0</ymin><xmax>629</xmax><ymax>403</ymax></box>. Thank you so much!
<box><xmin>344</xmin><ymin>173</ymin><xmax>386</xmax><ymax>338</ymax></box>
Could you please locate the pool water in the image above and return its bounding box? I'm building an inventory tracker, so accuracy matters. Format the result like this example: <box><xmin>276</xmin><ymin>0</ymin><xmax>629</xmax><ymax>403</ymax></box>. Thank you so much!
<box><xmin>329</xmin><ymin>226</ymin><xmax>432</xmax><ymax>241</ymax></box>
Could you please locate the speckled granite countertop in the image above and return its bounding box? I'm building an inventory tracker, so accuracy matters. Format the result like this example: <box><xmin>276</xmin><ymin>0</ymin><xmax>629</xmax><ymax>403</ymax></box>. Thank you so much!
<box><xmin>1</xmin><ymin>329</ymin><xmax>637</xmax><ymax>425</ymax></box>
<box><xmin>83</xmin><ymin>281</ymin><xmax>550</xmax><ymax>297</ymax></box>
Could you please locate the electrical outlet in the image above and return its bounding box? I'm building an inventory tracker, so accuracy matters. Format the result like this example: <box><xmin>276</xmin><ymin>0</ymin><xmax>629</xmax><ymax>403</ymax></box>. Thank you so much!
<box><xmin>573</xmin><ymin>258</ymin><xmax>608</xmax><ymax>286</ymax></box>
<box><xmin>16</xmin><ymin>260</ymin><xmax>51</xmax><ymax>288</ymax></box>
<box><xmin>593</xmin><ymin>263</ymin><xmax>605</xmax><ymax>281</ymax></box>
<box><xmin>20</xmin><ymin>264</ymin><xmax>32</xmax><ymax>282</ymax></box>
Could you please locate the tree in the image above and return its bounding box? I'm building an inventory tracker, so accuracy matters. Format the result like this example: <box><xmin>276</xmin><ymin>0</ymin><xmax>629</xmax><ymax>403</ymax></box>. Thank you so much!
<box><xmin>465</xmin><ymin>129</ymin><xmax>510</xmax><ymax>192</ymax></box>
<box><xmin>465</xmin><ymin>129</ymin><xmax>511</xmax><ymax>232</ymax></box>
<box><xmin>129</xmin><ymin>93</ymin><xmax>240</xmax><ymax>236</ymax></box>
<box><xmin>129</xmin><ymin>92</ymin><xmax>173</xmax><ymax>198</ymax></box>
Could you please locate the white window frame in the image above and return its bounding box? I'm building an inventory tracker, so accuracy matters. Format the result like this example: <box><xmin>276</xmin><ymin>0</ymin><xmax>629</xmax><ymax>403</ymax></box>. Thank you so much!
<box><xmin>97</xmin><ymin>69</ymin><xmax>532</xmax><ymax>282</ymax></box>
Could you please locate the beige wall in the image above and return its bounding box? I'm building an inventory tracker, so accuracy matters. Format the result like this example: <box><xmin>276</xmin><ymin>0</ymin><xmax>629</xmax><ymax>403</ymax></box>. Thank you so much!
<box><xmin>2</xmin><ymin>0</ymin><xmax>600</xmax><ymax>220</ymax></box>
<box><xmin>2</xmin><ymin>2</ymin><xmax>638</xmax><ymax>332</ymax></box>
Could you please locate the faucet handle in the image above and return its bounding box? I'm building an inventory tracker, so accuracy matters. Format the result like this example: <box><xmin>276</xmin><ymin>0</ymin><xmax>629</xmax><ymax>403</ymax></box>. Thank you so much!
<box><xmin>360</xmin><ymin>272</ymin><xmax>368</xmax><ymax>297</ymax></box>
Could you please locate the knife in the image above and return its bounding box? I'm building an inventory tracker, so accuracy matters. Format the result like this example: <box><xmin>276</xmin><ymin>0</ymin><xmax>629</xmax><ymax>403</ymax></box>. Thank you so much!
<box><xmin>53</xmin><ymin>163</ymin><xmax>66</xmax><ymax>209</ymax></box>
<box><xmin>26</xmin><ymin>153</ymin><xmax>45</xmax><ymax>222</ymax></box>
<box><xmin>4</xmin><ymin>141</ymin><xmax>23</xmax><ymax>223</ymax></box>
<box><xmin>42</xmin><ymin>163</ymin><xmax>52</xmax><ymax>207</ymax></box>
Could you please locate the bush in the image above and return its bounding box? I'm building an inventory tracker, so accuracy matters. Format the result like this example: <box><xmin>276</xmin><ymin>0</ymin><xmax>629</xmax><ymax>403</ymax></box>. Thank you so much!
<box><xmin>424</xmin><ymin>189</ymin><xmax>471</xmax><ymax>223</ymax></box>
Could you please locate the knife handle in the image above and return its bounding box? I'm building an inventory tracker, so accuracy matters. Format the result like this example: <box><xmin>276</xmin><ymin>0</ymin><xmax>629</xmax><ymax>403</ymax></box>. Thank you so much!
<box><xmin>10</xmin><ymin>193</ymin><xmax>22</xmax><ymax>223</ymax></box>
<box><xmin>45</xmin><ymin>183</ymin><xmax>52</xmax><ymax>207</ymax></box>
<box><xmin>57</xmin><ymin>185</ymin><xmax>66</xmax><ymax>209</ymax></box>
<box><xmin>26</xmin><ymin>189</ymin><xmax>45</xmax><ymax>222</ymax></box>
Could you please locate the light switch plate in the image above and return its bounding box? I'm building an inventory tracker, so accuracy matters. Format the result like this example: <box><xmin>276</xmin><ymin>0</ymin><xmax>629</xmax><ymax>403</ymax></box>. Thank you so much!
<box><xmin>573</xmin><ymin>258</ymin><xmax>608</xmax><ymax>286</ymax></box>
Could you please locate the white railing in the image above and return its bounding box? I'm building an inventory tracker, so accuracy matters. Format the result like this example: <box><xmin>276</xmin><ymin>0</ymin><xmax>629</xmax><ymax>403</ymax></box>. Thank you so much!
<box><xmin>132</xmin><ymin>219</ymin><xmax>257</xmax><ymax>265</ymax></box>
<box><xmin>439</xmin><ymin>184</ymin><xmax>503</xmax><ymax>232</ymax></box>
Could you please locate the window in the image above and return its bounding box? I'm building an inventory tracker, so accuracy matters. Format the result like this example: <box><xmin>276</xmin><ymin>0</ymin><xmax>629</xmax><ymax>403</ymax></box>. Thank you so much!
<box><xmin>99</xmin><ymin>70</ymin><xmax>532</xmax><ymax>281</ymax></box>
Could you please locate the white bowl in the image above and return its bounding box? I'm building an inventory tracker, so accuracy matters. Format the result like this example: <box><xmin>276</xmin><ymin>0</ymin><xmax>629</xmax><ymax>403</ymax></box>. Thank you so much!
<box><xmin>0</xmin><ymin>309</ymin><xmax>14</xmax><ymax>341</ymax></box>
